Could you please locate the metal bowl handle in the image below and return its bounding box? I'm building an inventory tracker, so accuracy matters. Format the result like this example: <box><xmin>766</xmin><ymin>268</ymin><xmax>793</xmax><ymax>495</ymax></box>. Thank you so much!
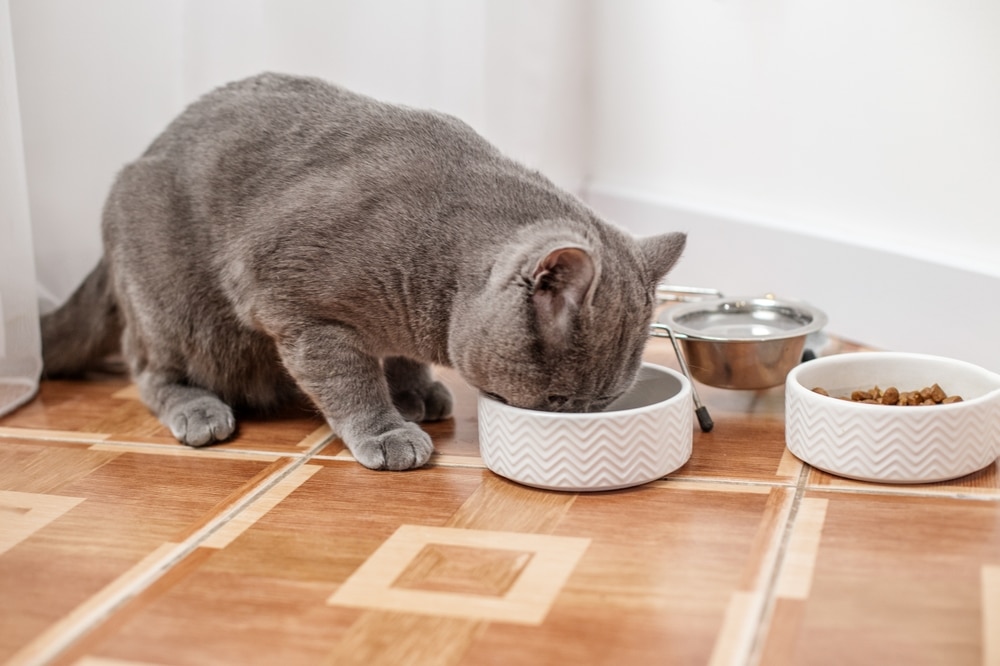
<box><xmin>650</xmin><ymin>324</ymin><xmax>714</xmax><ymax>433</ymax></box>
<box><xmin>656</xmin><ymin>284</ymin><xmax>724</xmax><ymax>304</ymax></box>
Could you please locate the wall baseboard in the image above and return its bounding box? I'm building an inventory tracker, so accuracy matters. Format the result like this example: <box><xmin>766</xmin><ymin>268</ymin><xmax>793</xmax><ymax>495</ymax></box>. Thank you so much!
<box><xmin>584</xmin><ymin>184</ymin><xmax>1000</xmax><ymax>372</ymax></box>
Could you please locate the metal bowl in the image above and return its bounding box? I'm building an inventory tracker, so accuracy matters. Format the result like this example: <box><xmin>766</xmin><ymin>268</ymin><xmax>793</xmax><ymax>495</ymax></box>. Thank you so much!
<box><xmin>656</xmin><ymin>297</ymin><xmax>827</xmax><ymax>390</ymax></box>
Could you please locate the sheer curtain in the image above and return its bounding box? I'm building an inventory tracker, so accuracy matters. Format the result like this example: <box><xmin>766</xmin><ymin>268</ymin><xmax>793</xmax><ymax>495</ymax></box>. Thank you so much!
<box><xmin>2</xmin><ymin>0</ymin><xmax>587</xmax><ymax>417</ymax></box>
<box><xmin>0</xmin><ymin>0</ymin><xmax>41</xmax><ymax>416</ymax></box>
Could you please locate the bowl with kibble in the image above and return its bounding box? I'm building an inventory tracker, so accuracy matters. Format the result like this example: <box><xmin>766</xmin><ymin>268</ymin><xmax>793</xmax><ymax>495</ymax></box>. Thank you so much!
<box><xmin>785</xmin><ymin>352</ymin><xmax>1000</xmax><ymax>483</ymax></box>
<box><xmin>478</xmin><ymin>363</ymin><xmax>693</xmax><ymax>491</ymax></box>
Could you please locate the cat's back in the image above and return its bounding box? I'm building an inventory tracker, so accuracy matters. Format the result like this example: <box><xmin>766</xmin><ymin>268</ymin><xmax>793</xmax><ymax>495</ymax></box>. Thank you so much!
<box><xmin>147</xmin><ymin>73</ymin><xmax>375</xmax><ymax>153</ymax></box>
<box><xmin>132</xmin><ymin>72</ymin><xmax>586</xmax><ymax>252</ymax></box>
<box><xmin>145</xmin><ymin>73</ymin><xmax>499</xmax><ymax>200</ymax></box>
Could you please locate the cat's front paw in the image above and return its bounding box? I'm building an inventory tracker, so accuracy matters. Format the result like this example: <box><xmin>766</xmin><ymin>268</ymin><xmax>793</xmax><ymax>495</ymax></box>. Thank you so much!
<box><xmin>392</xmin><ymin>380</ymin><xmax>454</xmax><ymax>423</ymax></box>
<box><xmin>167</xmin><ymin>396</ymin><xmax>235</xmax><ymax>447</ymax></box>
<box><xmin>350</xmin><ymin>422</ymin><xmax>434</xmax><ymax>471</ymax></box>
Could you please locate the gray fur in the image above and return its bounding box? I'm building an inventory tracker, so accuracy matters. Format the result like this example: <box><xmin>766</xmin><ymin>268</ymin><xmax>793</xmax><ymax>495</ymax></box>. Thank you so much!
<box><xmin>41</xmin><ymin>73</ymin><xmax>686</xmax><ymax>470</ymax></box>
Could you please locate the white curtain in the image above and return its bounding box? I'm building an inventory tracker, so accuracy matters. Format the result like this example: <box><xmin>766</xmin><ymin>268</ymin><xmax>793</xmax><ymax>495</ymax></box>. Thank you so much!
<box><xmin>0</xmin><ymin>0</ymin><xmax>41</xmax><ymax>416</ymax></box>
<box><xmin>13</xmin><ymin>0</ymin><xmax>588</xmax><ymax>308</ymax></box>
<box><xmin>1</xmin><ymin>0</ymin><xmax>587</xmax><ymax>417</ymax></box>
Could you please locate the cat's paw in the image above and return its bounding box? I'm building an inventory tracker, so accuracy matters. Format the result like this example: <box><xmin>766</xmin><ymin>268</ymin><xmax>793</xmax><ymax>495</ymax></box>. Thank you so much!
<box><xmin>421</xmin><ymin>381</ymin><xmax>454</xmax><ymax>421</ymax></box>
<box><xmin>167</xmin><ymin>396</ymin><xmax>235</xmax><ymax>447</ymax></box>
<box><xmin>392</xmin><ymin>381</ymin><xmax>454</xmax><ymax>423</ymax></box>
<box><xmin>350</xmin><ymin>422</ymin><xmax>434</xmax><ymax>471</ymax></box>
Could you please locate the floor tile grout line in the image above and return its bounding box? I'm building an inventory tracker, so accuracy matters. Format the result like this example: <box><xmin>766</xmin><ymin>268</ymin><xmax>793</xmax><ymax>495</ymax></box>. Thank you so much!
<box><xmin>41</xmin><ymin>434</ymin><xmax>334</xmax><ymax>666</ymax></box>
<box><xmin>96</xmin><ymin>440</ymin><xmax>301</xmax><ymax>460</ymax></box>
<box><xmin>744</xmin><ymin>461</ymin><xmax>812</xmax><ymax>666</ymax></box>
<box><xmin>742</xmin><ymin>463</ymin><xmax>1000</xmax><ymax>666</ymax></box>
<box><xmin>798</xmin><ymin>482</ymin><xmax>1000</xmax><ymax>502</ymax></box>
<box><xmin>426</xmin><ymin>461</ymin><xmax>488</xmax><ymax>470</ymax></box>
<box><xmin>662</xmin><ymin>475</ymin><xmax>798</xmax><ymax>490</ymax></box>
<box><xmin>122</xmin><ymin>438</ymin><xmax>334</xmax><ymax>460</ymax></box>
<box><xmin>305</xmin><ymin>457</ymin><xmax>813</xmax><ymax>485</ymax></box>
<box><xmin>0</xmin><ymin>428</ymin><xmax>111</xmax><ymax>446</ymax></box>
<box><xmin>298</xmin><ymin>428</ymin><xmax>338</xmax><ymax>465</ymax></box>
<box><xmin>307</xmin><ymin>451</ymin><xmax>489</xmax><ymax>470</ymax></box>
<box><xmin>15</xmin><ymin>544</ymin><xmax>189</xmax><ymax>666</ymax></box>
<box><xmin>0</xmin><ymin>426</ymin><xmax>318</xmax><ymax>461</ymax></box>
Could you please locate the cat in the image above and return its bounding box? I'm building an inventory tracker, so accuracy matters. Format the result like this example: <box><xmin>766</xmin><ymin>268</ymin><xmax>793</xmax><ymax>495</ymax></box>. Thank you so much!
<box><xmin>41</xmin><ymin>73</ymin><xmax>686</xmax><ymax>470</ymax></box>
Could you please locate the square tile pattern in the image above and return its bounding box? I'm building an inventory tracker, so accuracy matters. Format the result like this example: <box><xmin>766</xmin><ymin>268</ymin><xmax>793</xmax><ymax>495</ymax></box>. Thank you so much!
<box><xmin>329</xmin><ymin>525</ymin><xmax>590</xmax><ymax>624</ymax></box>
<box><xmin>0</xmin><ymin>336</ymin><xmax>997</xmax><ymax>665</ymax></box>
<box><xmin>392</xmin><ymin>542</ymin><xmax>534</xmax><ymax>597</ymax></box>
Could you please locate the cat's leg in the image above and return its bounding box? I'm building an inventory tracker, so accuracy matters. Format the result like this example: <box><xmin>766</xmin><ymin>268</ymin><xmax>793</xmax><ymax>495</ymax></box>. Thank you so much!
<box><xmin>135</xmin><ymin>367</ymin><xmax>235</xmax><ymax>447</ymax></box>
<box><xmin>384</xmin><ymin>356</ymin><xmax>454</xmax><ymax>423</ymax></box>
<box><xmin>276</xmin><ymin>325</ymin><xmax>433</xmax><ymax>470</ymax></box>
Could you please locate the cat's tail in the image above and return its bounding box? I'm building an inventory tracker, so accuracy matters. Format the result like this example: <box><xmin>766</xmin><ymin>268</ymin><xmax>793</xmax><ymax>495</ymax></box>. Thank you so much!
<box><xmin>41</xmin><ymin>257</ymin><xmax>124</xmax><ymax>377</ymax></box>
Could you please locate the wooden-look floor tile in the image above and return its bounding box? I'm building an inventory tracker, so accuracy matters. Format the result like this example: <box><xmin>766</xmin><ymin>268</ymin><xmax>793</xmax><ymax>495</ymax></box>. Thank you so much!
<box><xmin>50</xmin><ymin>462</ymin><xmax>486</xmax><ymax>665</ymax></box>
<box><xmin>460</xmin><ymin>484</ymin><xmax>795</xmax><ymax>666</ymax></box>
<box><xmin>0</xmin><ymin>376</ymin><xmax>332</xmax><ymax>454</ymax></box>
<box><xmin>756</xmin><ymin>491</ymin><xmax>1000</xmax><ymax>666</ymax></box>
<box><xmin>0</xmin><ymin>436</ymin><xmax>297</xmax><ymax>665</ymax></box>
<box><xmin>329</xmin><ymin>524</ymin><xmax>591</xmax><ymax>624</ymax></box>
<box><xmin>6</xmin><ymin>330</ymin><xmax>998</xmax><ymax>665</ymax></box>
<box><xmin>805</xmin><ymin>460</ymin><xmax>1000</xmax><ymax>498</ymax></box>
<box><xmin>54</xmin><ymin>460</ymin><xmax>793</xmax><ymax>666</ymax></box>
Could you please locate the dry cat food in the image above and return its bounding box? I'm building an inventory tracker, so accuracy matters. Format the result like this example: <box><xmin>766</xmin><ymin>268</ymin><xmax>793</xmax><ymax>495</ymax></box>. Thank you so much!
<box><xmin>811</xmin><ymin>383</ymin><xmax>963</xmax><ymax>406</ymax></box>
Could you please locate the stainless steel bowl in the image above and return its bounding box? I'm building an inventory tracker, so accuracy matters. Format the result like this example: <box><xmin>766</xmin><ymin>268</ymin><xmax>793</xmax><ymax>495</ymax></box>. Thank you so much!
<box><xmin>655</xmin><ymin>296</ymin><xmax>827</xmax><ymax>390</ymax></box>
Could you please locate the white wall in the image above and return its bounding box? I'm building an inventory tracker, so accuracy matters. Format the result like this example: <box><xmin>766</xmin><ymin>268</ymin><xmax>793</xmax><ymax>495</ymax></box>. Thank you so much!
<box><xmin>179</xmin><ymin>0</ymin><xmax>589</xmax><ymax>188</ymax></box>
<box><xmin>588</xmin><ymin>0</ymin><xmax>1000</xmax><ymax>370</ymax></box>
<box><xmin>11</xmin><ymin>1</ymin><xmax>999</xmax><ymax>369</ymax></box>
<box><xmin>590</xmin><ymin>0</ymin><xmax>1000</xmax><ymax>277</ymax></box>
<box><xmin>177</xmin><ymin>0</ymin><xmax>487</xmax><ymax>125</ymax></box>
<box><xmin>12</xmin><ymin>0</ymin><xmax>587</xmax><ymax>307</ymax></box>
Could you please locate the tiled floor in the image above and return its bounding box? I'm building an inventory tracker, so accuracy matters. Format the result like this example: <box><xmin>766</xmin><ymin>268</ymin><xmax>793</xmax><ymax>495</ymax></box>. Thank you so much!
<box><xmin>1</xmin><ymin>336</ymin><xmax>998</xmax><ymax>665</ymax></box>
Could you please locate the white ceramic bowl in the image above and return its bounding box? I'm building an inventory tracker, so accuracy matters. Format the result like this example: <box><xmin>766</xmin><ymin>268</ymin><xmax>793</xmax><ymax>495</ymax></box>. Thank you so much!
<box><xmin>786</xmin><ymin>352</ymin><xmax>1000</xmax><ymax>483</ymax></box>
<box><xmin>478</xmin><ymin>363</ymin><xmax>693</xmax><ymax>491</ymax></box>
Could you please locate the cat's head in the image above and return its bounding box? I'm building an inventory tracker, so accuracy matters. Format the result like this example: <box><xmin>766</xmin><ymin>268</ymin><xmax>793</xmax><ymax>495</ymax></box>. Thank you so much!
<box><xmin>449</xmin><ymin>222</ymin><xmax>685</xmax><ymax>412</ymax></box>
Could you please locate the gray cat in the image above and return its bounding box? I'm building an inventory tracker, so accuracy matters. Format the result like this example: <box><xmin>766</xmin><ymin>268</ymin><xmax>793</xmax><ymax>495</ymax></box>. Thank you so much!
<box><xmin>41</xmin><ymin>73</ymin><xmax>685</xmax><ymax>470</ymax></box>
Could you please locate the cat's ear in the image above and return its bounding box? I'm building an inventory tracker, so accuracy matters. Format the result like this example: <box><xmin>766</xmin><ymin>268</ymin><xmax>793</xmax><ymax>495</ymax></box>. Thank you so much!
<box><xmin>531</xmin><ymin>246</ymin><xmax>596</xmax><ymax>348</ymax></box>
<box><xmin>638</xmin><ymin>232</ymin><xmax>686</xmax><ymax>284</ymax></box>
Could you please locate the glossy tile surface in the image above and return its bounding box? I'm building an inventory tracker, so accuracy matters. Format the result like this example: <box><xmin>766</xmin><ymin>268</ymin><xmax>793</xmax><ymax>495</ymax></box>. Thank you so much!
<box><xmin>1</xmin><ymin>335</ymin><xmax>997</xmax><ymax>665</ymax></box>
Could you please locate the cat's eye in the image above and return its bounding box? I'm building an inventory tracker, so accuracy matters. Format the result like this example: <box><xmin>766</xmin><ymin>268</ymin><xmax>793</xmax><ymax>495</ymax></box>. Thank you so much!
<box><xmin>484</xmin><ymin>391</ymin><xmax>508</xmax><ymax>405</ymax></box>
<box><xmin>546</xmin><ymin>395</ymin><xmax>570</xmax><ymax>409</ymax></box>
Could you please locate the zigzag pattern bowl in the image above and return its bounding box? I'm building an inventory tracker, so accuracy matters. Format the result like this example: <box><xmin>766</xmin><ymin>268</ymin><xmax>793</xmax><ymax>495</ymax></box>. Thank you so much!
<box><xmin>478</xmin><ymin>364</ymin><xmax>693</xmax><ymax>491</ymax></box>
<box><xmin>786</xmin><ymin>352</ymin><xmax>1000</xmax><ymax>483</ymax></box>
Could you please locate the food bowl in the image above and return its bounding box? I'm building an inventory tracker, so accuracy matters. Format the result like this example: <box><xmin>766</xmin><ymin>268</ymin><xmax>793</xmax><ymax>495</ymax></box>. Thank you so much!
<box><xmin>786</xmin><ymin>352</ymin><xmax>1000</xmax><ymax>483</ymax></box>
<box><xmin>656</xmin><ymin>296</ymin><xmax>827</xmax><ymax>390</ymax></box>
<box><xmin>478</xmin><ymin>363</ymin><xmax>693</xmax><ymax>491</ymax></box>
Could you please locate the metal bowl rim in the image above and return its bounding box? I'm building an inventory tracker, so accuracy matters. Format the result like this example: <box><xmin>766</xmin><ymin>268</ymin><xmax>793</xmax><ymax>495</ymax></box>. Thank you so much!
<box><xmin>659</xmin><ymin>297</ymin><xmax>828</xmax><ymax>343</ymax></box>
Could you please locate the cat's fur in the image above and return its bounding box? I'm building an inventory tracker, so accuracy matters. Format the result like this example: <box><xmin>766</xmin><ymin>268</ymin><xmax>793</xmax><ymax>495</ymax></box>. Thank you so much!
<box><xmin>41</xmin><ymin>73</ymin><xmax>686</xmax><ymax>470</ymax></box>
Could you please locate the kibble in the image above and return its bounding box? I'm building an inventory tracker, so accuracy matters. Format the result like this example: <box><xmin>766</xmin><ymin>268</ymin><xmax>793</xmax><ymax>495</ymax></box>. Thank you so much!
<box><xmin>811</xmin><ymin>383</ymin><xmax>963</xmax><ymax>406</ymax></box>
